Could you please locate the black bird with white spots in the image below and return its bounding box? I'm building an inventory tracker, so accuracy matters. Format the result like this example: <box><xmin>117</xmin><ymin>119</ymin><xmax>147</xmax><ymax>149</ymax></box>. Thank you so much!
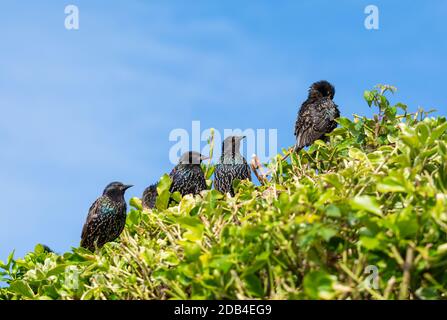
<box><xmin>214</xmin><ymin>135</ymin><xmax>251</xmax><ymax>196</ymax></box>
<box><xmin>294</xmin><ymin>80</ymin><xmax>340</xmax><ymax>152</ymax></box>
<box><xmin>81</xmin><ymin>182</ymin><xmax>132</xmax><ymax>251</ymax></box>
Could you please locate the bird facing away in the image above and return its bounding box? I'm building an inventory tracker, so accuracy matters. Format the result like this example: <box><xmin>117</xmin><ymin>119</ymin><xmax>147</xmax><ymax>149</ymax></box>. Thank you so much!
<box><xmin>169</xmin><ymin>151</ymin><xmax>208</xmax><ymax>196</ymax></box>
<box><xmin>142</xmin><ymin>184</ymin><xmax>157</xmax><ymax>210</ymax></box>
<box><xmin>81</xmin><ymin>182</ymin><xmax>133</xmax><ymax>251</ymax></box>
<box><xmin>141</xmin><ymin>151</ymin><xmax>208</xmax><ymax>209</ymax></box>
<box><xmin>294</xmin><ymin>80</ymin><xmax>340</xmax><ymax>152</ymax></box>
<box><xmin>214</xmin><ymin>136</ymin><xmax>251</xmax><ymax>196</ymax></box>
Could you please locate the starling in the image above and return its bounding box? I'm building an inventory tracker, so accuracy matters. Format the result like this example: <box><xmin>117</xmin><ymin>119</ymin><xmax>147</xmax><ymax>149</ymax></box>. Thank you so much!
<box><xmin>141</xmin><ymin>151</ymin><xmax>208</xmax><ymax>208</ymax></box>
<box><xmin>142</xmin><ymin>184</ymin><xmax>157</xmax><ymax>210</ymax></box>
<box><xmin>41</xmin><ymin>244</ymin><xmax>53</xmax><ymax>253</ymax></box>
<box><xmin>294</xmin><ymin>80</ymin><xmax>340</xmax><ymax>152</ymax></box>
<box><xmin>80</xmin><ymin>182</ymin><xmax>133</xmax><ymax>251</ymax></box>
<box><xmin>169</xmin><ymin>151</ymin><xmax>208</xmax><ymax>196</ymax></box>
<box><xmin>214</xmin><ymin>136</ymin><xmax>251</xmax><ymax>196</ymax></box>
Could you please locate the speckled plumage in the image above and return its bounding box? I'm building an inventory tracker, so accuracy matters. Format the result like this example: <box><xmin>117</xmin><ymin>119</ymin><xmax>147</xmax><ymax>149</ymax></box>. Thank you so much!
<box><xmin>142</xmin><ymin>184</ymin><xmax>157</xmax><ymax>209</ymax></box>
<box><xmin>214</xmin><ymin>136</ymin><xmax>251</xmax><ymax>196</ymax></box>
<box><xmin>142</xmin><ymin>152</ymin><xmax>207</xmax><ymax>207</ymax></box>
<box><xmin>81</xmin><ymin>182</ymin><xmax>132</xmax><ymax>251</ymax></box>
<box><xmin>169</xmin><ymin>151</ymin><xmax>207</xmax><ymax>196</ymax></box>
<box><xmin>294</xmin><ymin>80</ymin><xmax>340</xmax><ymax>152</ymax></box>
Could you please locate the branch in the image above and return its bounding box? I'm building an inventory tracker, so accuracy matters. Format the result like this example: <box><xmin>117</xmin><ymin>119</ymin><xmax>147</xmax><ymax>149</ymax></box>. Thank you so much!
<box><xmin>250</xmin><ymin>154</ymin><xmax>268</xmax><ymax>185</ymax></box>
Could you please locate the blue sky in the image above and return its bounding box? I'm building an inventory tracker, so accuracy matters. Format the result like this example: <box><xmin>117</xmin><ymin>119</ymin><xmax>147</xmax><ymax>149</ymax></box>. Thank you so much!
<box><xmin>0</xmin><ymin>0</ymin><xmax>446</xmax><ymax>263</ymax></box>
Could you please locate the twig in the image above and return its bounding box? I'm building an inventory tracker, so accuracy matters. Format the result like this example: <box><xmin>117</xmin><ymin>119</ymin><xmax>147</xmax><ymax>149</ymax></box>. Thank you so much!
<box><xmin>264</xmin><ymin>147</ymin><xmax>295</xmax><ymax>176</ymax></box>
<box><xmin>384</xmin><ymin>276</ymin><xmax>396</xmax><ymax>300</ymax></box>
<box><xmin>251</xmin><ymin>154</ymin><xmax>268</xmax><ymax>185</ymax></box>
<box><xmin>204</xmin><ymin>128</ymin><xmax>215</xmax><ymax>179</ymax></box>
<box><xmin>399</xmin><ymin>244</ymin><xmax>415</xmax><ymax>300</ymax></box>
<box><xmin>338</xmin><ymin>263</ymin><xmax>385</xmax><ymax>300</ymax></box>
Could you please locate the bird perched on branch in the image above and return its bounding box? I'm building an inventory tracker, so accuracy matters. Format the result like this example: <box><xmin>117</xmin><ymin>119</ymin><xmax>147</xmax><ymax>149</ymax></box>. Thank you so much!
<box><xmin>142</xmin><ymin>184</ymin><xmax>157</xmax><ymax>210</ymax></box>
<box><xmin>169</xmin><ymin>151</ymin><xmax>208</xmax><ymax>196</ymax></box>
<box><xmin>141</xmin><ymin>151</ymin><xmax>208</xmax><ymax>208</ymax></box>
<box><xmin>214</xmin><ymin>136</ymin><xmax>251</xmax><ymax>196</ymax></box>
<box><xmin>81</xmin><ymin>182</ymin><xmax>133</xmax><ymax>251</ymax></box>
<box><xmin>294</xmin><ymin>80</ymin><xmax>340</xmax><ymax>152</ymax></box>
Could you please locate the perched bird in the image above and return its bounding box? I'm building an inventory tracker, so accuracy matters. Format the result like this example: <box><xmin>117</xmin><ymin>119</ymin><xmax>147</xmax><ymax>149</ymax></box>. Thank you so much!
<box><xmin>214</xmin><ymin>135</ymin><xmax>251</xmax><ymax>196</ymax></box>
<box><xmin>36</xmin><ymin>244</ymin><xmax>54</xmax><ymax>253</ymax></box>
<box><xmin>294</xmin><ymin>80</ymin><xmax>340</xmax><ymax>152</ymax></box>
<box><xmin>141</xmin><ymin>151</ymin><xmax>208</xmax><ymax>208</ymax></box>
<box><xmin>142</xmin><ymin>184</ymin><xmax>157</xmax><ymax>210</ymax></box>
<box><xmin>169</xmin><ymin>151</ymin><xmax>208</xmax><ymax>196</ymax></box>
<box><xmin>81</xmin><ymin>182</ymin><xmax>133</xmax><ymax>251</ymax></box>
<box><xmin>41</xmin><ymin>244</ymin><xmax>54</xmax><ymax>253</ymax></box>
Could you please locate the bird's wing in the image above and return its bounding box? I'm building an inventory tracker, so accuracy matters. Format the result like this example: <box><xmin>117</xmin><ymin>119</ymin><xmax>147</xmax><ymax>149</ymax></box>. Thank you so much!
<box><xmin>295</xmin><ymin>99</ymin><xmax>338</xmax><ymax>150</ymax></box>
<box><xmin>80</xmin><ymin>197</ymin><xmax>102</xmax><ymax>244</ymax></box>
<box><xmin>243</xmin><ymin>163</ymin><xmax>252</xmax><ymax>181</ymax></box>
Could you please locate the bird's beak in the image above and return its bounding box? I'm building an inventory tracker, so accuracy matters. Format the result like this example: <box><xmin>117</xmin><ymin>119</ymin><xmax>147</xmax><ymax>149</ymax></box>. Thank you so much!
<box><xmin>123</xmin><ymin>184</ymin><xmax>133</xmax><ymax>191</ymax></box>
<box><xmin>240</xmin><ymin>135</ymin><xmax>246</xmax><ymax>140</ymax></box>
<box><xmin>200</xmin><ymin>155</ymin><xmax>210</xmax><ymax>161</ymax></box>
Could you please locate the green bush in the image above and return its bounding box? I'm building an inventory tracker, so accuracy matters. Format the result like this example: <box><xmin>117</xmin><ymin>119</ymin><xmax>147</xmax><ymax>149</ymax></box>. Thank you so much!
<box><xmin>1</xmin><ymin>85</ymin><xmax>447</xmax><ymax>300</ymax></box>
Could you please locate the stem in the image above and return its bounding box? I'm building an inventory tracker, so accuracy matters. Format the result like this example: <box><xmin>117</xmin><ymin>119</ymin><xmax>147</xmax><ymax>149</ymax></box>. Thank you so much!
<box><xmin>205</xmin><ymin>128</ymin><xmax>215</xmax><ymax>179</ymax></box>
<box><xmin>399</xmin><ymin>244</ymin><xmax>414</xmax><ymax>300</ymax></box>
<box><xmin>338</xmin><ymin>263</ymin><xmax>385</xmax><ymax>300</ymax></box>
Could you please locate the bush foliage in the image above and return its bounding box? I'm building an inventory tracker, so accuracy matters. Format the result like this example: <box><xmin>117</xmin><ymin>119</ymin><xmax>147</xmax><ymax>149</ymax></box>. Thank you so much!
<box><xmin>1</xmin><ymin>86</ymin><xmax>447</xmax><ymax>300</ymax></box>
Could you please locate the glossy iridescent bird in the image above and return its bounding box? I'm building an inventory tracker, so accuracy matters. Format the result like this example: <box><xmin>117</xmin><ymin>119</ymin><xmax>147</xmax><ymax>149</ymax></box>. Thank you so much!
<box><xmin>81</xmin><ymin>182</ymin><xmax>133</xmax><ymax>251</ymax></box>
<box><xmin>141</xmin><ymin>151</ymin><xmax>208</xmax><ymax>209</ymax></box>
<box><xmin>169</xmin><ymin>151</ymin><xmax>208</xmax><ymax>196</ymax></box>
<box><xmin>294</xmin><ymin>80</ymin><xmax>340</xmax><ymax>152</ymax></box>
<box><xmin>214</xmin><ymin>136</ymin><xmax>251</xmax><ymax>196</ymax></box>
<box><xmin>141</xmin><ymin>184</ymin><xmax>157</xmax><ymax>210</ymax></box>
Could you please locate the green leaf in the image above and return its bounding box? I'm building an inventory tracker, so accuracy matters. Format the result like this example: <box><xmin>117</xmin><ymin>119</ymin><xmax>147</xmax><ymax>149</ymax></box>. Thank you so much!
<box><xmin>337</xmin><ymin>117</ymin><xmax>354</xmax><ymax>129</ymax></box>
<box><xmin>156</xmin><ymin>174</ymin><xmax>172</xmax><ymax>195</ymax></box>
<box><xmin>349</xmin><ymin>148</ymin><xmax>368</xmax><ymax>162</ymax></box>
<box><xmin>182</xmin><ymin>243</ymin><xmax>202</xmax><ymax>262</ymax></box>
<box><xmin>322</xmin><ymin>173</ymin><xmax>343</xmax><ymax>189</ymax></box>
<box><xmin>47</xmin><ymin>264</ymin><xmax>69</xmax><ymax>277</ymax></box>
<box><xmin>363</xmin><ymin>90</ymin><xmax>375</xmax><ymax>107</ymax></box>
<box><xmin>429</xmin><ymin>121</ymin><xmax>447</xmax><ymax>143</ymax></box>
<box><xmin>303</xmin><ymin>271</ymin><xmax>336</xmax><ymax>300</ymax></box>
<box><xmin>351</xmin><ymin>196</ymin><xmax>382</xmax><ymax>216</ymax></box>
<box><xmin>359</xmin><ymin>235</ymin><xmax>381</xmax><ymax>250</ymax></box>
<box><xmin>318</xmin><ymin>227</ymin><xmax>337</xmax><ymax>242</ymax></box>
<box><xmin>395</xmin><ymin>206</ymin><xmax>418</xmax><ymax>238</ymax></box>
<box><xmin>377</xmin><ymin>177</ymin><xmax>407</xmax><ymax>193</ymax></box>
<box><xmin>325</xmin><ymin>205</ymin><xmax>341</xmax><ymax>218</ymax></box>
<box><xmin>415</xmin><ymin>287</ymin><xmax>439</xmax><ymax>300</ymax></box>
<box><xmin>209</xmin><ymin>255</ymin><xmax>233</xmax><ymax>273</ymax></box>
<box><xmin>9</xmin><ymin>280</ymin><xmax>35</xmax><ymax>299</ymax></box>
<box><xmin>156</xmin><ymin>174</ymin><xmax>173</xmax><ymax>210</ymax></box>
<box><xmin>171</xmin><ymin>191</ymin><xmax>182</xmax><ymax>203</ymax></box>
<box><xmin>129</xmin><ymin>197</ymin><xmax>143</xmax><ymax>210</ymax></box>
<box><xmin>244</xmin><ymin>274</ymin><xmax>264</xmax><ymax>297</ymax></box>
<box><xmin>127</xmin><ymin>209</ymin><xmax>140</xmax><ymax>226</ymax></box>
<box><xmin>6</xmin><ymin>250</ymin><xmax>15</xmax><ymax>269</ymax></box>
